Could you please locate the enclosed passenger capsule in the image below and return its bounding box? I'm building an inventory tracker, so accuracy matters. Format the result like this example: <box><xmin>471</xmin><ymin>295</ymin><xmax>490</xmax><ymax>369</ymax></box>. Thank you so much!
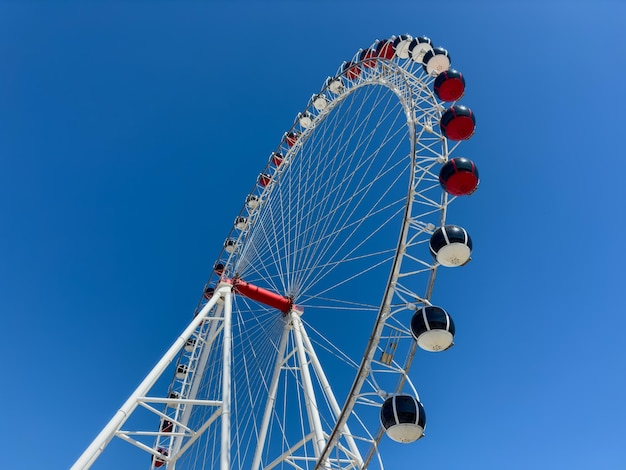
<box><xmin>439</xmin><ymin>157</ymin><xmax>479</xmax><ymax>196</ymax></box>
<box><xmin>409</xmin><ymin>36</ymin><xmax>432</xmax><ymax>63</ymax></box>
<box><xmin>440</xmin><ymin>105</ymin><xmax>476</xmax><ymax>141</ymax></box>
<box><xmin>342</xmin><ymin>61</ymin><xmax>361</xmax><ymax>80</ymax></box>
<box><xmin>153</xmin><ymin>447</ymin><xmax>168</xmax><ymax>467</ymax></box>
<box><xmin>327</xmin><ymin>77</ymin><xmax>345</xmax><ymax>95</ymax></box>
<box><xmin>167</xmin><ymin>391</ymin><xmax>180</xmax><ymax>408</ymax></box>
<box><xmin>298</xmin><ymin>112</ymin><xmax>313</xmax><ymax>129</ymax></box>
<box><xmin>434</xmin><ymin>68</ymin><xmax>465</xmax><ymax>102</ymax></box>
<box><xmin>176</xmin><ymin>364</ymin><xmax>188</xmax><ymax>379</ymax></box>
<box><xmin>359</xmin><ymin>47</ymin><xmax>377</xmax><ymax>68</ymax></box>
<box><xmin>375</xmin><ymin>38</ymin><xmax>395</xmax><ymax>59</ymax></box>
<box><xmin>429</xmin><ymin>225</ymin><xmax>472</xmax><ymax>267</ymax></box>
<box><xmin>185</xmin><ymin>338</ymin><xmax>196</xmax><ymax>352</ymax></box>
<box><xmin>271</xmin><ymin>152</ymin><xmax>284</xmax><ymax>166</ymax></box>
<box><xmin>246</xmin><ymin>194</ymin><xmax>260</xmax><ymax>210</ymax></box>
<box><xmin>411</xmin><ymin>306</ymin><xmax>455</xmax><ymax>352</ymax></box>
<box><xmin>312</xmin><ymin>94</ymin><xmax>328</xmax><ymax>111</ymax></box>
<box><xmin>393</xmin><ymin>34</ymin><xmax>413</xmax><ymax>59</ymax></box>
<box><xmin>203</xmin><ymin>286</ymin><xmax>215</xmax><ymax>300</ymax></box>
<box><xmin>423</xmin><ymin>46</ymin><xmax>451</xmax><ymax>75</ymax></box>
<box><xmin>161</xmin><ymin>419</ymin><xmax>173</xmax><ymax>433</ymax></box>
<box><xmin>224</xmin><ymin>238</ymin><xmax>238</xmax><ymax>253</ymax></box>
<box><xmin>234</xmin><ymin>216</ymin><xmax>248</xmax><ymax>230</ymax></box>
<box><xmin>285</xmin><ymin>131</ymin><xmax>300</xmax><ymax>147</ymax></box>
<box><xmin>380</xmin><ymin>395</ymin><xmax>426</xmax><ymax>443</ymax></box>
<box><xmin>214</xmin><ymin>262</ymin><xmax>225</xmax><ymax>276</ymax></box>
<box><xmin>258</xmin><ymin>173</ymin><xmax>272</xmax><ymax>187</ymax></box>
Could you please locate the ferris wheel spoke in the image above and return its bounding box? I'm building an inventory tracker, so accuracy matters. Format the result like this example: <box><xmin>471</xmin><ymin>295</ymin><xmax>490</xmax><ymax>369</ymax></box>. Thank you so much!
<box><xmin>276</xmin><ymin>92</ymin><xmax>404</xmax><ymax>275</ymax></box>
<box><xmin>249</xmin><ymin>97</ymin><xmax>404</xmax><ymax>290</ymax></box>
<box><xmin>293</xmin><ymin>95</ymin><xmax>405</xmax><ymax>247</ymax></box>
<box><xmin>290</xmin><ymin>179</ymin><xmax>406</xmax><ymax>299</ymax></box>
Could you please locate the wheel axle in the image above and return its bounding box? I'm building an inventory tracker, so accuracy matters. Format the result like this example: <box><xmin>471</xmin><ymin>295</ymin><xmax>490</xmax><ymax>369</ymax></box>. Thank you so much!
<box><xmin>230</xmin><ymin>278</ymin><xmax>294</xmax><ymax>313</ymax></box>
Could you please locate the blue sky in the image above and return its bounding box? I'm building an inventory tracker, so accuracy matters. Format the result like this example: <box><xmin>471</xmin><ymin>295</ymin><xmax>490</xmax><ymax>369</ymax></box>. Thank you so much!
<box><xmin>1</xmin><ymin>1</ymin><xmax>625</xmax><ymax>469</ymax></box>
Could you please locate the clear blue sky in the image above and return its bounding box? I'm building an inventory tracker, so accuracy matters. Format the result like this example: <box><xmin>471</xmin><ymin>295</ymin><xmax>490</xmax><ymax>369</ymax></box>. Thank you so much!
<box><xmin>1</xmin><ymin>1</ymin><xmax>625</xmax><ymax>469</ymax></box>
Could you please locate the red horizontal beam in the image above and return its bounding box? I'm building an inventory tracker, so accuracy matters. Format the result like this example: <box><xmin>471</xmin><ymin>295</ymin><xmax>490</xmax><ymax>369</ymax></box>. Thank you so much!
<box><xmin>232</xmin><ymin>279</ymin><xmax>292</xmax><ymax>313</ymax></box>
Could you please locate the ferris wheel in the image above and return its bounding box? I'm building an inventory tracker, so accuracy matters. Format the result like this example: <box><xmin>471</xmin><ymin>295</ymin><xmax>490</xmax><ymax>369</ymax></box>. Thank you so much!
<box><xmin>73</xmin><ymin>34</ymin><xmax>480</xmax><ymax>470</ymax></box>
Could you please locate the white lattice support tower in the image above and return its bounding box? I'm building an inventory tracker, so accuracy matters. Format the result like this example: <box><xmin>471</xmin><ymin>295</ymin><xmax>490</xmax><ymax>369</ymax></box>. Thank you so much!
<box><xmin>251</xmin><ymin>318</ymin><xmax>291</xmax><ymax>470</ymax></box>
<box><xmin>72</xmin><ymin>287</ymin><xmax>228</xmax><ymax>469</ymax></box>
<box><xmin>168</xmin><ymin>300</ymin><xmax>225</xmax><ymax>469</ymax></box>
<box><xmin>220</xmin><ymin>288</ymin><xmax>233</xmax><ymax>470</ymax></box>
<box><xmin>297</xmin><ymin>316</ymin><xmax>363</xmax><ymax>467</ymax></box>
<box><xmin>291</xmin><ymin>309</ymin><xmax>327</xmax><ymax>461</ymax></box>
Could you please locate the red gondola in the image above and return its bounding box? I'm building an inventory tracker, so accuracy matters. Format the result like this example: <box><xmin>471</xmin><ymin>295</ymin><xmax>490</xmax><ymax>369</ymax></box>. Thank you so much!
<box><xmin>343</xmin><ymin>61</ymin><xmax>361</xmax><ymax>80</ymax></box>
<box><xmin>272</xmin><ymin>152</ymin><xmax>284</xmax><ymax>166</ymax></box>
<box><xmin>214</xmin><ymin>262</ymin><xmax>225</xmax><ymax>276</ymax></box>
<box><xmin>153</xmin><ymin>447</ymin><xmax>168</xmax><ymax>467</ymax></box>
<box><xmin>285</xmin><ymin>132</ymin><xmax>300</xmax><ymax>147</ymax></box>
<box><xmin>161</xmin><ymin>420</ymin><xmax>173</xmax><ymax>433</ymax></box>
<box><xmin>439</xmin><ymin>157</ymin><xmax>479</xmax><ymax>196</ymax></box>
<box><xmin>258</xmin><ymin>173</ymin><xmax>272</xmax><ymax>187</ymax></box>
<box><xmin>440</xmin><ymin>105</ymin><xmax>476</xmax><ymax>140</ymax></box>
<box><xmin>434</xmin><ymin>68</ymin><xmax>465</xmax><ymax>102</ymax></box>
<box><xmin>375</xmin><ymin>38</ymin><xmax>395</xmax><ymax>59</ymax></box>
<box><xmin>359</xmin><ymin>48</ymin><xmax>377</xmax><ymax>68</ymax></box>
<box><xmin>203</xmin><ymin>286</ymin><xmax>215</xmax><ymax>300</ymax></box>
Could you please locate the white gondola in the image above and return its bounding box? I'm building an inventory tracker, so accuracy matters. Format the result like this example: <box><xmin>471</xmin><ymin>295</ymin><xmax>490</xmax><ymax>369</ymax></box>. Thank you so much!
<box><xmin>423</xmin><ymin>46</ymin><xmax>451</xmax><ymax>76</ymax></box>
<box><xmin>246</xmin><ymin>194</ymin><xmax>260</xmax><ymax>210</ymax></box>
<box><xmin>326</xmin><ymin>77</ymin><xmax>344</xmax><ymax>94</ymax></box>
<box><xmin>185</xmin><ymin>338</ymin><xmax>196</xmax><ymax>353</ymax></box>
<box><xmin>393</xmin><ymin>34</ymin><xmax>413</xmax><ymax>59</ymax></box>
<box><xmin>298</xmin><ymin>112</ymin><xmax>313</xmax><ymax>129</ymax></box>
<box><xmin>409</xmin><ymin>36</ymin><xmax>432</xmax><ymax>64</ymax></box>
<box><xmin>234</xmin><ymin>216</ymin><xmax>248</xmax><ymax>230</ymax></box>
<box><xmin>429</xmin><ymin>225</ymin><xmax>472</xmax><ymax>267</ymax></box>
<box><xmin>312</xmin><ymin>94</ymin><xmax>328</xmax><ymax>111</ymax></box>
<box><xmin>176</xmin><ymin>364</ymin><xmax>188</xmax><ymax>380</ymax></box>
<box><xmin>380</xmin><ymin>395</ymin><xmax>426</xmax><ymax>443</ymax></box>
<box><xmin>166</xmin><ymin>391</ymin><xmax>179</xmax><ymax>408</ymax></box>
<box><xmin>224</xmin><ymin>238</ymin><xmax>238</xmax><ymax>253</ymax></box>
<box><xmin>410</xmin><ymin>306</ymin><xmax>455</xmax><ymax>352</ymax></box>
